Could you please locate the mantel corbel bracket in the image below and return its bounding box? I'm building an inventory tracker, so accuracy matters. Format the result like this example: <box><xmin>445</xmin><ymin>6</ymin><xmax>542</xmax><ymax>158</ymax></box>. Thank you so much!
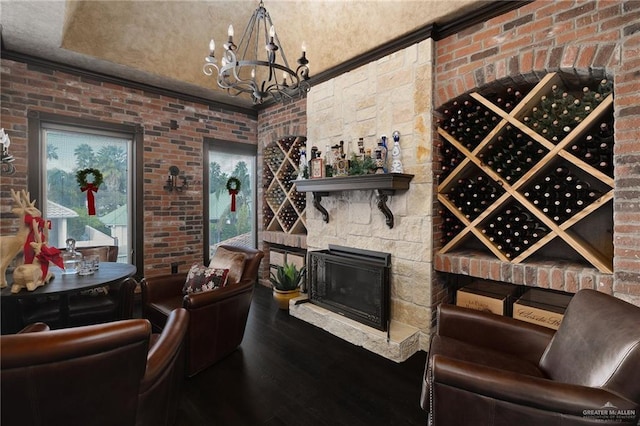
<box><xmin>312</xmin><ymin>192</ymin><xmax>329</xmax><ymax>223</ymax></box>
<box><xmin>294</xmin><ymin>174</ymin><xmax>414</xmax><ymax>229</ymax></box>
<box><xmin>376</xmin><ymin>189</ymin><xmax>395</xmax><ymax>229</ymax></box>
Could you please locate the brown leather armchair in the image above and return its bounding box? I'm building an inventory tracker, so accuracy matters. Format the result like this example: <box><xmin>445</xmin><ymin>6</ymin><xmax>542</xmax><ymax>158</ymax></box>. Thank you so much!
<box><xmin>1</xmin><ymin>308</ymin><xmax>189</xmax><ymax>426</ymax></box>
<box><xmin>421</xmin><ymin>289</ymin><xmax>640</xmax><ymax>426</ymax></box>
<box><xmin>142</xmin><ymin>244</ymin><xmax>264</xmax><ymax>376</ymax></box>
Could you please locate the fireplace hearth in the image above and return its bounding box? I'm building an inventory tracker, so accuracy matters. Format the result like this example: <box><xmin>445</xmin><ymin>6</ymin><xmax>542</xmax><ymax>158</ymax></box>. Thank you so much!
<box><xmin>308</xmin><ymin>245</ymin><xmax>391</xmax><ymax>331</ymax></box>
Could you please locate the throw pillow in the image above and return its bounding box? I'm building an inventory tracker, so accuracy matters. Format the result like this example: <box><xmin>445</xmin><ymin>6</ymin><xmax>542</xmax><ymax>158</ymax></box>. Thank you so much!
<box><xmin>183</xmin><ymin>263</ymin><xmax>229</xmax><ymax>295</ymax></box>
<box><xmin>209</xmin><ymin>246</ymin><xmax>246</xmax><ymax>285</ymax></box>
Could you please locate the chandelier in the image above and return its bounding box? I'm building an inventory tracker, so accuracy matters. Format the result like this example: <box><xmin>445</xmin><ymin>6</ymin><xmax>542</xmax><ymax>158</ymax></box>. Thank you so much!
<box><xmin>203</xmin><ymin>1</ymin><xmax>310</xmax><ymax>105</ymax></box>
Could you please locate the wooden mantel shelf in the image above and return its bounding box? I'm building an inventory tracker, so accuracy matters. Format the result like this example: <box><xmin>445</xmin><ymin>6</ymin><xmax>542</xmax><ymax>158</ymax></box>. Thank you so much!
<box><xmin>294</xmin><ymin>173</ymin><xmax>414</xmax><ymax>228</ymax></box>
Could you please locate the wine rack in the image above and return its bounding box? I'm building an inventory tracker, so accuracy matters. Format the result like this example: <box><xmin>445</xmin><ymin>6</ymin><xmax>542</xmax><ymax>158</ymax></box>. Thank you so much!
<box><xmin>263</xmin><ymin>136</ymin><xmax>307</xmax><ymax>234</ymax></box>
<box><xmin>437</xmin><ymin>72</ymin><xmax>614</xmax><ymax>273</ymax></box>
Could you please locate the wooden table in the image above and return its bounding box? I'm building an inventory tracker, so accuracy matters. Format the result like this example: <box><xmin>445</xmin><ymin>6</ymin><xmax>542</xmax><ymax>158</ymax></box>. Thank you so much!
<box><xmin>1</xmin><ymin>262</ymin><xmax>136</xmax><ymax>333</ymax></box>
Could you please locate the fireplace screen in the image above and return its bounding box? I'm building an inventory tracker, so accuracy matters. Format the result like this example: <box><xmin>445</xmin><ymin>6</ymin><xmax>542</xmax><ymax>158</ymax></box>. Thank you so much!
<box><xmin>308</xmin><ymin>245</ymin><xmax>390</xmax><ymax>331</ymax></box>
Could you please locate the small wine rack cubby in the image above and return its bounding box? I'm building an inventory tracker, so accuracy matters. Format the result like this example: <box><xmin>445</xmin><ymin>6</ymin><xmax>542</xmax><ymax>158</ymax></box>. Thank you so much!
<box><xmin>437</xmin><ymin>72</ymin><xmax>614</xmax><ymax>273</ymax></box>
<box><xmin>263</xmin><ymin>136</ymin><xmax>307</xmax><ymax>234</ymax></box>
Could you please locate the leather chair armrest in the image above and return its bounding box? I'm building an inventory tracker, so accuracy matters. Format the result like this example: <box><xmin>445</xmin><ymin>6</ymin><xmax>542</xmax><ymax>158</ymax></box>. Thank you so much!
<box><xmin>2</xmin><ymin>319</ymin><xmax>151</xmax><ymax>369</ymax></box>
<box><xmin>431</xmin><ymin>355</ymin><xmax>639</xmax><ymax>416</ymax></box>
<box><xmin>139</xmin><ymin>308</ymin><xmax>189</xmax><ymax>393</ymax></box>
<box><xmin>141</xmin><ymin>274</ymin><xmax>185</xmax><ymax>304</ymax></box>
<box><xmin>436</xmin><ymin>304</ymin><xmax>555</xmax><ymax>364</ymax></box>
<box><xmin>108</xmin><ymin>277</ymin><xmax>137</xmax><ymax>320</ymax></box>
<box><xmin>18</xmin><ymin>322</ymin><xmax>50</xmax><ymax>333</ymax></box>
<box><xmin>183</xmin><ymin>280</ymin><xmax>254</xmax><ymax>310</ymax></box>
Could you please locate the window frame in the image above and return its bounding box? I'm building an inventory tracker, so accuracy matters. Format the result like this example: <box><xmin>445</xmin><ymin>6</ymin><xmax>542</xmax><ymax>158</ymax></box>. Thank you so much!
<box><xmin>203</xmin><ymin>137</ymin><xmax>258</xmax><ymax>264</ymax></box>
<box><xmin>27</xmin><ymin>111</ymin><xmax>144</xmax><ymax>276</ymax></box>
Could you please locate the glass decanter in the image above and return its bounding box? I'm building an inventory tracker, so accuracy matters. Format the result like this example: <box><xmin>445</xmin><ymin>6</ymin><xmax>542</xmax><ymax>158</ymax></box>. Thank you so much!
<box><xmin>62</xmin><ymin>238</ymin><xmax>83</xmax><ymax>275</ymax></box>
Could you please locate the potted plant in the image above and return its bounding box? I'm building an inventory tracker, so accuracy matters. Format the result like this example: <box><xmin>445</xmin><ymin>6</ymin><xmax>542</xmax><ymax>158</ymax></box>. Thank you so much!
<box><xmin>270</xmin><ymin>262</ymin><xmax>305</xmax><ymax>310</ymax></box>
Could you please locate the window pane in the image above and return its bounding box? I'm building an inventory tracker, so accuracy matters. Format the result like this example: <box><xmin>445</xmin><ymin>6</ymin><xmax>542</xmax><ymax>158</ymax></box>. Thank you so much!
<box><xmin>43</xmin><ymin>128</ymin><xmax>131</xmax><ymax>262</ymax></box>
<box><xmin>208</xmin><ymin>148</ymin><xmax>256</xmax><ymax>257</ymax></box>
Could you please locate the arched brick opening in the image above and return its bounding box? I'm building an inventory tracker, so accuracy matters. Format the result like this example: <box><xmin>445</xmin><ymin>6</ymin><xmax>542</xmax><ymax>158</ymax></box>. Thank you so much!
<box><xmin>265</xmin><ymin>124</ymin><xmax>306</xmax><ymax>146</ymax></box>
<box><xmin>257</xmin><ymin>97</ymin><xmax>307</xmax><ymax>149</ymax></box>
<box><xmin>432</xmin><ymin>66</ymin><xmax>618</xmax><ymax>298</ymax></box>
<box><xmin>432</xmin><ymin>0</ymin><xmax>640</xmax><ymax>306</ymax></box>
<box><xmin>257</xmin><ymin>99</ymin><xmax>308</xmax><ymax>286</ymax></box>
<box><xmin>438</xmin><ymin>66</ymin><xmax>613</xmax><ymax>111</ymax></box>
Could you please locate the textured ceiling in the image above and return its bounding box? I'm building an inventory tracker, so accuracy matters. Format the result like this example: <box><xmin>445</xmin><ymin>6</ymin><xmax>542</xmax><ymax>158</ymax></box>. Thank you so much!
<box><xmin>1</xmin><ymin>0</ymin><xmax>484</xmax><ymax>108</ymax></box>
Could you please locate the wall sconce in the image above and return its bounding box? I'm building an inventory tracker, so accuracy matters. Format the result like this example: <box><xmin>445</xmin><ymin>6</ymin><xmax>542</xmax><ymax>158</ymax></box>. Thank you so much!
<box><xmin>1</xmin><ymin>128</ymin><xmax>16</xmax><ymax>176</ymax></box>
<box><xmin>164</xmin><ymin>166</ymin><xmax>187</xmax><ymax>192</ymax></box>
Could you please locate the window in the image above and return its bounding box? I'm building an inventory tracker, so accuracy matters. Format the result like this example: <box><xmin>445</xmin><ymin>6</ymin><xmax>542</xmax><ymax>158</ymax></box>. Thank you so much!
<box><xmin>28</xmin><ymin>113</ymin><xmax>143</xmax><ymax>270</ymax></box>
<box><xmin>205</xmin><ymin>139</ymin><xmax>257</xmax><ymax>261</ymax></box>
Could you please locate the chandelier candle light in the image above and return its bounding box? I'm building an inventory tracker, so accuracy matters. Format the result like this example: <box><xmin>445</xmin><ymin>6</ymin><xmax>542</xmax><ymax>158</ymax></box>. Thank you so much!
<box><xmin>203</xmin><ymin>1</ymin><xmax>310</xmax><ymax>104</ymax></box>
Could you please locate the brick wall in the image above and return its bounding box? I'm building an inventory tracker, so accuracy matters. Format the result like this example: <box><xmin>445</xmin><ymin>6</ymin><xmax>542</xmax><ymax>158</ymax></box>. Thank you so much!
<box><xmin>433</xmin><ymin>0</ymin><xmax>640</xmax><ymax>306</ymax></box>
<box><xmin>0</xmin><ymin>59</ymin><xmax>257</xmax><ymax>277</ymax></box>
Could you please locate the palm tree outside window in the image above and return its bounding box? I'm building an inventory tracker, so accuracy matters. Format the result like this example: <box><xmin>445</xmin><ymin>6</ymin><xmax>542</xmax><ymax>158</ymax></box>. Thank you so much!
<box><xmin>38</xmin><ymin>124</ymin><xmax>133</xmax><ymax>263</ymax></box>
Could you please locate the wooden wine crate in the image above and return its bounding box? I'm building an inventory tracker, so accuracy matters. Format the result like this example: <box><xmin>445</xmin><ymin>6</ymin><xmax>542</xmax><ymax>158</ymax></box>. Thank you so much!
<box><xmin>436</xmin><ymin>72</ymin><xmax>614</xmax><ymax>273</ymax></box>
<box><xmin>456</xmin><ymin>280</ymin><xmax>521</xmax><ymax>316</ymax></box>
<box><xmin>512</xmin><ymin>288</ymin><xmax>573</xmax><ymax>330</ymax></box>
<box><xmin>270</xmin><ymin>250</ymin><xmax>286</xmax><ymax>267</ymax></box>
<box><xmin>263</xmin><ymin>136</ymin><xmax>307</xmax><ymax>234</ymax></box>
<box><xmin>269</xmin><ymin>246</ymin><xmax>306</xmax><ymax>268</ymax></box>
<box><xmin>286</xmin><ymin>252</ymin><xmax>306</xmax><ymax>270</ymax></box>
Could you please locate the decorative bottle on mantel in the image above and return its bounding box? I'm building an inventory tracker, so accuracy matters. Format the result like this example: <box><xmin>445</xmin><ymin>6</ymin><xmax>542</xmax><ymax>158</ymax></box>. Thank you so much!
<box><xmin>324</xmin><ymin>144</ymin><xmax>333</xmax><ymax>177</ymax></box>
<box><xmin>297</xmin><ymin>148</ymin><xmax>307</xmax><ymax>180</ymax></box>
<box><xmin>379</xmin><ymin>135</ymin><xmax>389</xmax><ymax>173</ymax></box>
<box><xmin>357</xmin><ymin>137</ymin><xmax>365</xmax><ymax>159</ymax></box>
<box><xmin>390</xmin><ymin>130</ymin><xmax>403</xmax><ymax>173</ymax></box>
<box><xmin>374</xmin><ymin>144</ymin><xmax>385</xmax><ymax>174</ymax></box>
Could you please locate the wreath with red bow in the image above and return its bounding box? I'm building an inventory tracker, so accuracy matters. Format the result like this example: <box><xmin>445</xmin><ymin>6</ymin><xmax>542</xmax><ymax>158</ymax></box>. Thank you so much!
<box><xmin>76</xmin><ymin>168</ymin><xmax>103</xmax><ymax>215</ymax></box>
<box><xmin>226</xmin><ymin>177</ymin><xmax>241</xmax><ymax>212</ymax></box>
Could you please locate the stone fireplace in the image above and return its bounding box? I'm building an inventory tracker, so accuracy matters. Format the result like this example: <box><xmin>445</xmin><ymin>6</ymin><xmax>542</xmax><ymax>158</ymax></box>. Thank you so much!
<box><xmin>292</xmin><ymin>38</ymin><xmax>436</xmax><ymax>362</ymax></box>
<box><xmin>291</xmin><ymin>243</ymin><xmax>421</xmax><ymax>362</ymax></box>
<box><xmin>307</xmin><ymin>245</ymin><xmax>391</xmax><ymax>332</ymax></box>
<box><xmin>264</xmin><ymin>0</ymin><xmax>640</xmax><ymax>362</ymax></box>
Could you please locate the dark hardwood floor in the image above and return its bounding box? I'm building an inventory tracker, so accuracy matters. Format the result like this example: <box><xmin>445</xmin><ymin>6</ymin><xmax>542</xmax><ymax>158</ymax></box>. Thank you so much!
<box><xmin>175</xmin><ymin>284</ymin><xmax>428</xmax><ymax>426</ymax></box>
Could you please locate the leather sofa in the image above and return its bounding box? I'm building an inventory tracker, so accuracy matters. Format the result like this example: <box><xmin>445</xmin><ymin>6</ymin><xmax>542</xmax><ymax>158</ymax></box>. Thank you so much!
<box><xmin>142</xmin><ymin>245</ymin><xmax>264</xmax><ymax>376</ymax></box>
<box><xmin>1</xmin><ymin>308</ymin><xmax>189</xmax><ymax>426</ymax></box>
<box><xmin>421</xmin><ymin>289</ymin><xmax>640</xmax><ymax>426</ymax></box>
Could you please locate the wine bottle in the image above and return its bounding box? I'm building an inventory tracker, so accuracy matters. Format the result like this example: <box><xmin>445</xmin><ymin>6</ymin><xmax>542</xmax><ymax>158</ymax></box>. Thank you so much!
<box><xmin>493</xmin><ymin>87</ymin><xmax>522</xmax><ymax>113</ymax></box>
<box><xmin>597</xmin><ymin>78</ymin><xmax>613</xmax><ymax>97</ymax></box>
<box><xmin>598</xmin><ymin>121</ymin><xmax>614</xmax><ymax>141</ymax></box>
<box><xmin>530</xmin><ymin>223</ymin><xmax>546</xmax><ymax>240</ymax></box>
<box><xmin>569</xmin><ymin>141</ymin><xmax>585</xmax><ymax>157</ymax></box>
<box><xmin>581</xmin><ymin>86</ymin><xmax>600</xmax><ymax>109</ymax></box>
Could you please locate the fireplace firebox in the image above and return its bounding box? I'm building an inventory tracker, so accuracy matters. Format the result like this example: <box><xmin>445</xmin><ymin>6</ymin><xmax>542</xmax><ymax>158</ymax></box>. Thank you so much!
<box><xmin>308</xmin><ymin>245</ymin><xmax>390</xmax><ymax>331</ymax></box>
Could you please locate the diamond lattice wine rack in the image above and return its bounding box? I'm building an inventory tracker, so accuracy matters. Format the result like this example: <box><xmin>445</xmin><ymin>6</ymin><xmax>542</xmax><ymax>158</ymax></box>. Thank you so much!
<box><xmin>263</xmin><ymin>136</ymin><xmax>307</xmax><ymax>234</ymax></box>
<box><xmin>437</xmin><ymin>72</ymin><xmax>614</xmax><ymax>273</ymax></box>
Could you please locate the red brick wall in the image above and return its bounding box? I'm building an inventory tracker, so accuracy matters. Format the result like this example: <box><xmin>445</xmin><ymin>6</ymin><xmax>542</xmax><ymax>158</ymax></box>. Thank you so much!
<box><xmin>0</xmin><ymin>59</ymin><xmax>257</xmax><ymax>277</ymax></box>
<box><xmin>433</xmin><ymin>0</ymin><xmax>640</xmax><ymax>305</ymax></box>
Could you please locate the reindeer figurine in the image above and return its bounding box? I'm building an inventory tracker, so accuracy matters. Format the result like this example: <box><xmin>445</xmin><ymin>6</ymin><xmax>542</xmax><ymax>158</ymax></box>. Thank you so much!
<box><xmin>11</xmin><ymin>220</ymin><xmax>62</xmax><ymax>293</ymax></box>
<box><xmin>0</xmin><ymin>189</ymin><xmax>42</xmax><ymax>288</ymax></box>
